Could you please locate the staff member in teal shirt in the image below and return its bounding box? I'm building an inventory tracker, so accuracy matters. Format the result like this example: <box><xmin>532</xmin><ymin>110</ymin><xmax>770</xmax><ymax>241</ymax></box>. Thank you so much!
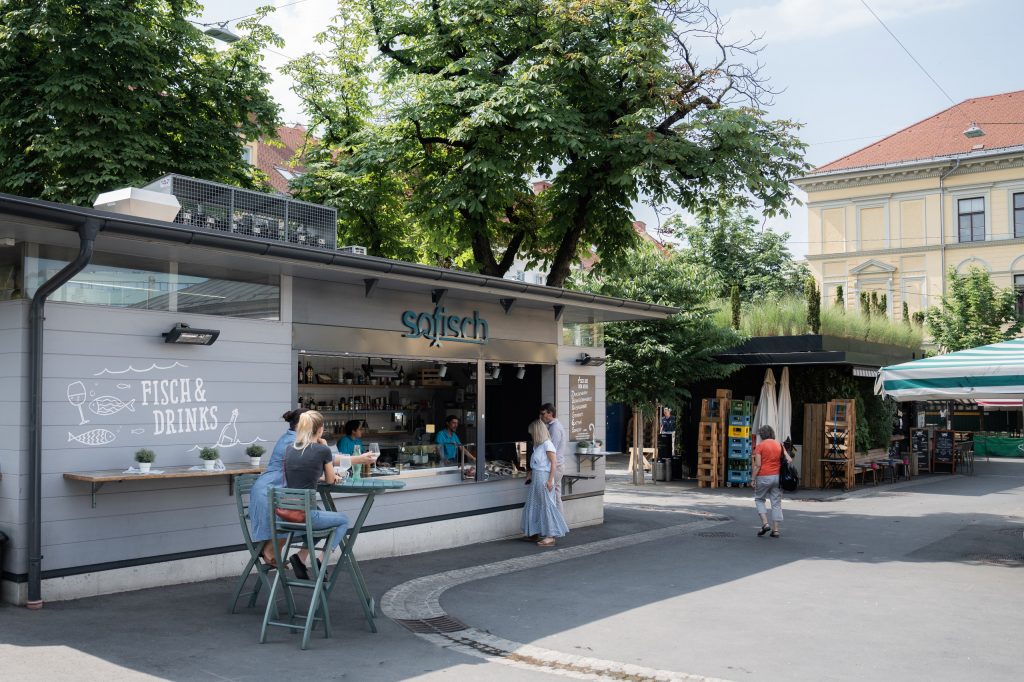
<box><xmin>436</xmin><ymin>415</ymin><xmax>474</xmax><ymax>464</ymax></box>
<box><xmin>335</xmin><ymin>419</ymin><xmax>376</xmax><ymax>475</ymax></box>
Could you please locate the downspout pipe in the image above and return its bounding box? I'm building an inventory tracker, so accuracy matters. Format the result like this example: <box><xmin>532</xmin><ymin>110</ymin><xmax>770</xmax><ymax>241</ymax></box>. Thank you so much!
<box><xmin>26</xmin><ymin>217</ymin><xmax>103</xmax><ymax>609</ymax></box>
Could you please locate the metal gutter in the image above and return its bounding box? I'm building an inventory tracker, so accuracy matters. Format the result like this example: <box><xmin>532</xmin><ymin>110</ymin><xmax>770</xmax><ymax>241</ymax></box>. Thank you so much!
<box><xmin>0</xmin><ymin>193</ymin><xmax>678</xmax><ymax>318</ymax></box>
<box><xmin>26</xmin><ymin>216</ymin><xmax>104</xmax><ymax>610</ymax></box>
<box><xmin>794</xmin><ymin>144</ymin><xmax>1024</xmax><ymax>184</ymax></box>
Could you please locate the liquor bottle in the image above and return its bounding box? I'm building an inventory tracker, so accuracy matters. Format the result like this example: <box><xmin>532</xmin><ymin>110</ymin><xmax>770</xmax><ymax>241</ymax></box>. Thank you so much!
<box><xmin>305</xmin><ymin>361</ymin><xmax>314</xmax><ymax>385</ymax></box>
<box><xmin>298</xmin><ymin>359</ymin><xmax>304</xmax><ymax>385</ymax></box>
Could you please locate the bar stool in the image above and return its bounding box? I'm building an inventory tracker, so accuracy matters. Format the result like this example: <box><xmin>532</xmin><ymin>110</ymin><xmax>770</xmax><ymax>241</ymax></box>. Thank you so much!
<box><xmin>260</xmin><ymin>488</ymin><xmax>340</xmax><ymax>650</ymax></box>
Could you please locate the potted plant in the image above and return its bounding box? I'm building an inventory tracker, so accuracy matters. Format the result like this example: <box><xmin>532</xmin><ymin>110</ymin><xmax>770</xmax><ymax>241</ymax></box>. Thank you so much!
<box><xmin>246</xmin><ymin>444</ymin><xmax>265</xmax><ymax>467</ymax></box>
<box><xmin>199</xmin><ymin>446</ymin><xmax>219</xmax><ymax>471</ymax></box>
<box><xmin>594</xmin><ymin>439</ymin><xmax>604</xmax><ymax>453</ymax></box>
<box><xmin>576</xmin><ymin>440</ymin><xmax>591</xmax><ymax>454</ymax></box>
<box><xmin>134</xmin><ymin>448</ymin><xmax>156</xmax><ymax>474</ymax></box>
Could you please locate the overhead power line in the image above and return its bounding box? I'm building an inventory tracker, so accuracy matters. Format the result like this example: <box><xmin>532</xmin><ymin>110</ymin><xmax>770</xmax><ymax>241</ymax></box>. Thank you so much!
<box><xmin>859</xmin><ymin>0</ymin><xmax>957</xmax><ymax>106</ymax></box>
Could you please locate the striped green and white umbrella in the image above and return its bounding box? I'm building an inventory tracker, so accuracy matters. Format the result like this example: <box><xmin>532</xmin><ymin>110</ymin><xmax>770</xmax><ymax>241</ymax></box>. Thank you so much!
<box><xmin>878</xmin><ymin>338</ymin><xmax>1024</xmax><ymax>402</ymax></box>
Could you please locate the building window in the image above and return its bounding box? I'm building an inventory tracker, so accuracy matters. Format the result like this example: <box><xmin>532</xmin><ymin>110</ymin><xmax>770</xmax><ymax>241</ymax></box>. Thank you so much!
<box><xmin>1014</xmin><ymin>192</ymin><xmax>1024</xmax><ymax>239</ymax></box>
<box><xmin>1016</xmin><ymin>274</ymin><xmax>1024</xmax><ymax>317</ymax></box>
<box><xmin>241</xmin><ymin>146</ymin><xmax>252</xmax><ymax>164</ymax></box>
<box><xmin>957</xmin><ymin>197</ymin><xmax>985</xmax><ymax>242</ymax></box>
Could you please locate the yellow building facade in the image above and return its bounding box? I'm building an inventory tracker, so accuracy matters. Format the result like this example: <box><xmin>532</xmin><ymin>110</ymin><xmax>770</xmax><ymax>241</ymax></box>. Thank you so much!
<box><xmin>794</xmin><ymin>91</ymin><xmax>1024</xmax><ymax>319</ymax></box>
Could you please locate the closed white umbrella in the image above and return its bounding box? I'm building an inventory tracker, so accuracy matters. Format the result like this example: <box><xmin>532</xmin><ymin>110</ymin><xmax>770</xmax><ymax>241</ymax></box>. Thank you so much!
<box><xmin>777</xmin><ymin>366</ymin><xmax>792</xmax><ymax>444</ymax></box>
<box><xmin>752</xmin><ymin>368</ymin><xmax>778</xmax><ymax>444</ymax></box>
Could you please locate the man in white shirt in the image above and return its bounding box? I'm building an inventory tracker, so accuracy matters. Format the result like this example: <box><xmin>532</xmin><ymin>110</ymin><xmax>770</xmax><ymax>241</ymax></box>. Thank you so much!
<box><xmin>540</xmin><ymin>402</ymin><xmax>567</xmax><ymax>512</ymax></box>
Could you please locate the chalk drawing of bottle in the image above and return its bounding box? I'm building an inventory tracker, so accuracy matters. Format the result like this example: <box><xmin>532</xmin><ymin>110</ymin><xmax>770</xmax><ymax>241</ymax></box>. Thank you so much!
<box><xmin>216</xmin><ymin>409</ymin><xmax>240</xmax><ymax>448</ymax></box>
<box><xmin>67</xmin><ymin>381</ymin><xmax>89</xmax><ymax>425</ymax></box>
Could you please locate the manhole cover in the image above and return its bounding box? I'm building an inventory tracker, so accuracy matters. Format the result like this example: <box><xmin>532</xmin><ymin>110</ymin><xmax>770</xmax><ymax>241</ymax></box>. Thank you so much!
<box><xmin>394</xmin><ymin>616</ymin><xmax>468</xmax><ymax>634</ymax></box>
<box><xmin>696</xmin><ymin>531</ymin><xmax>737</xmax><ymax>538</ymax></box>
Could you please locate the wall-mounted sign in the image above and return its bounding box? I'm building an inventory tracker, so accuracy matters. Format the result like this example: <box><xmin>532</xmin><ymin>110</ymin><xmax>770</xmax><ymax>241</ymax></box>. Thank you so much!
<box><xmin>401</xmin><ymin>305</ymin><xmax>489</xmax><ymax>347</ymax></box>
<box><xmin>569</xmin><ymin>374</ymin><xmax>596</xmax><ymax>441</ymax></box>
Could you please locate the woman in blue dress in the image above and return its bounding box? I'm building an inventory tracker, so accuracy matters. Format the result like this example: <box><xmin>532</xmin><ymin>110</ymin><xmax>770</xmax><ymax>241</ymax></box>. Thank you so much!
<box><xmin>250</xmin><ymin>408</ymin><xmax>306</xmax><ymax>565</ymax></box>
<box><xmin>521</xmin><ymin>419</ymin><xmax>569</xmax><ymax>547</ymax></box>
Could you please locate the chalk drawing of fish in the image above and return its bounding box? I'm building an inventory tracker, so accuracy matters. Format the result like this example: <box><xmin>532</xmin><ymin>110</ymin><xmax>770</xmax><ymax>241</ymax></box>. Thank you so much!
<box><xmin>68</xmin><ymin>429</ymin><xmax>117</xmax><ymax>446</ymax></box>
<box><xmin>88</xmin><ymin>396</ymin><xmax>136</xmax><ymax>416</ymax></box>
<box><xmin>131</xmin><ymin>428</ymin><xmax>145</xmax><ymax>435</ymax></box>
<box><xmin>117</xmin><ymin>383</ymin><xmax>131</xmax><ymax>390</ymax></box>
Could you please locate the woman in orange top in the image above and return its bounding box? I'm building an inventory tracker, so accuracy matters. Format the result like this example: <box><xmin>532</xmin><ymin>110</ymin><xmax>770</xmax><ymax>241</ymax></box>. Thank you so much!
<box><xmin>752</xmin><ymin>425</ymin><xmax>793</xmax><ymax>538</ymax></box>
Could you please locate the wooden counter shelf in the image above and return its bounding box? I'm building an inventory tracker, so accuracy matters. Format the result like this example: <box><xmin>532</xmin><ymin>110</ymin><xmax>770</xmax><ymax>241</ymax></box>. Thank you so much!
<box><xmin>64</xmin><ymin>463</ymin><xmax>261</xmax><ymax>508</ymax></box>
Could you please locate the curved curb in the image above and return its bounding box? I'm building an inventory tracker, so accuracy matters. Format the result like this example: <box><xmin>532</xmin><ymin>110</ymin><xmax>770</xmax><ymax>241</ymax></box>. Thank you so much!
<box><xmin>381</xmin><ymin>516</ymin><xmax>735</xmax><ymax>681</ymax></box>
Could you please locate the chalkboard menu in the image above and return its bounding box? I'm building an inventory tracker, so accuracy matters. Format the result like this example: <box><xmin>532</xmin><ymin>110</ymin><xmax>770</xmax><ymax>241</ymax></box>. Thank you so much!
<box><xmin>569</xmin><ymin>374</ymin><xmax>596</xmax><ymax>441</ymax></box>
<box><xmin>934</xmin><ymin>429</ymin><xmax>955</xmax><ymax>471</ymax></box>
<box><xmin>911</xmin><ymin>428</ymin><xmax>930</xmax><ymax>473</ymax></box>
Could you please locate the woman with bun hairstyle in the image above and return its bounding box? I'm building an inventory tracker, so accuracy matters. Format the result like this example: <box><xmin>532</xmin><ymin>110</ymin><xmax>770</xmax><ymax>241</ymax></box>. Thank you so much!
<box><xmin>249</xmin><ymin>408</ymin><xmax>307</xmax><ymax>566</ymax></box>
<box><xmin>282</xmin><ymin>410</ymin><xmax>351</xmax><ymax>580</ymax></box>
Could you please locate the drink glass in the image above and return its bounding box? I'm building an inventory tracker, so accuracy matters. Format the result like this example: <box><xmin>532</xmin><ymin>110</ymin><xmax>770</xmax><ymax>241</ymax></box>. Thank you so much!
<box><xmin>352</xmin><ymin>444</ymin><xmax>362</xmax><ymax>480</ymax></box>
<box><xmin>369</xmin><ymin>443</ymin><xmax>380</xmax><ymax>472</ymax></box>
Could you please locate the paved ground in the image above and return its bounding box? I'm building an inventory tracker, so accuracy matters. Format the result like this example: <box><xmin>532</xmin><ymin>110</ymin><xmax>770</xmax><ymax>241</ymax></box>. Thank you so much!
<box><xmin>2</xmin><ymin>457</ymin><xmax>1022</xmax><ymax>681</ymax></box>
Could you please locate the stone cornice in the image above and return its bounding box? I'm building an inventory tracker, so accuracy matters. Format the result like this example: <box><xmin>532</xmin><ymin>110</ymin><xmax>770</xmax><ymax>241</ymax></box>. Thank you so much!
<box><xmin>794</xmin><ymin>150</ymin><xmax>1024</xmax><ymax>193</ymax></box>
<box><xmin>806</xmin><ymin>235</ymin><xmax>1024</xmax><ymax>262</ymax></box>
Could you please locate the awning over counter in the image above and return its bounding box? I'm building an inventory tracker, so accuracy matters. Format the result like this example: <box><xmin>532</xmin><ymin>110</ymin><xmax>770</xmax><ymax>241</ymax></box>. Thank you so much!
<box><xmin>0</xmin><ymin>192</ymin><xmax>678</xmax><ymax>325</ymax></box>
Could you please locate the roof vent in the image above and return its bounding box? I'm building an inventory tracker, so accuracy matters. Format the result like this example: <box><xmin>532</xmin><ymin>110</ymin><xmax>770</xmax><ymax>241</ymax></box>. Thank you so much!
<box><xmin>340</xmin><ymin>245</ymin><xmax>368</xmax><ymax>256</ymax></box>
<box><xmin>93</xmin><ymin>187</ymin><xmax>181</xmax><ymax>222</ymax></box>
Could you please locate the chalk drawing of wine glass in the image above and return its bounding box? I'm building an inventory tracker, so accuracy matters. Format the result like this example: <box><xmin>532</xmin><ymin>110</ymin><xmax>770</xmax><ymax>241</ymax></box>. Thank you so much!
<box><xmin>215</xmin><ymin>409</ymin><xmax>240</xmax><ymax>448</ymax></box>
<box><xmin>67</xmin><ymin>381</ymin><xmax>90</xmax><ymax>425</ymax></box>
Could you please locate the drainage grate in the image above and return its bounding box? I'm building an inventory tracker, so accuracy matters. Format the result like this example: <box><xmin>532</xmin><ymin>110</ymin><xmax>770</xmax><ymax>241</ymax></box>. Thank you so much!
<box><xmin>696</xmin><ymin>531</ymin><xmax>737</xmax><ymax>539</ymax></box>
<box><xmin>961</xmin><ymin>553</ymin><xmax>1024</xmax><ymax>567</ymax></box>
<box><xmin>395</xmin><ymin>615</ymin><xmax>468</xmax><ymax>634</ymax></box>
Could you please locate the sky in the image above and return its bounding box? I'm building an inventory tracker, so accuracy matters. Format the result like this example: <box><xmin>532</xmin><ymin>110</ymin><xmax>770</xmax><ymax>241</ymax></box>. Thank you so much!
<box><xmin>197</xmin><ymin>0</ymin><xmax>1024</xmax><ymax>259</ymax></box>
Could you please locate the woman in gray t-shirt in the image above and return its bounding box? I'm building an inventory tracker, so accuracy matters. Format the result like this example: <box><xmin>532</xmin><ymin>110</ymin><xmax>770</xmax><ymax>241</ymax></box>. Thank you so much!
<box><xmin>282</xmin><ymin>411</ymin><xmax>349</xmax><ymax>579</ymax></box>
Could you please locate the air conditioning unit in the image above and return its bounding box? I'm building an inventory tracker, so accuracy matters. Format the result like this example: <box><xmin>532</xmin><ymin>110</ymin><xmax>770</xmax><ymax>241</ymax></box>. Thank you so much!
<box><xmin>340</xmin><ymin>245</ymin><xmax>368</xmax><ymax>256</ymax></box>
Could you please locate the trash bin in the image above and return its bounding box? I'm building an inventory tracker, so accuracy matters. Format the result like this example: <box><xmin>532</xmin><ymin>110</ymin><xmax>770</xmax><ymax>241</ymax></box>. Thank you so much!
<box><xmin>657</xmin><ymin>433</ymin><xmax>673</xmax><ymax>459</ymax></box>
<box><xmin>670</xmin><ymin>456</ymin><xmax>683</xmax><ymax>480</ymax></box>
<box><xmin>656</xmin><ymin>459</ymin><xmax>672</xmax><ymax>482</ymax></box>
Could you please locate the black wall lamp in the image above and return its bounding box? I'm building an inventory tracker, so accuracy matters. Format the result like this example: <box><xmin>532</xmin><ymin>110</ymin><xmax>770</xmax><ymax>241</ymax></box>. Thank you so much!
<box><xmin>515</xmin><ymin>363</ymin><xmax>526</xmax><ymax>380</ymax></box>
<box><xmin>576</xmin><ymin>353</ymin><xmax>606</xmax><ymax>366</ymax></box>
<box><xmin>163</xmin><ymin>323</ymin><xmax>220</xmax><ymax>346</ymax></box>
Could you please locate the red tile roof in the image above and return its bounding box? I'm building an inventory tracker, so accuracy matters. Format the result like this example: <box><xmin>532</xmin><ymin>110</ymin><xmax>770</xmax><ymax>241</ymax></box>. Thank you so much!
<box><xmin>253</xmin><ymin>124</ymin><xmax>313</xmax><ymax>194</ymax></box>
<box><xmin>810</xmin><ymin>89</ymin><xmax>1024</xmax><ymax>175</ymax></box>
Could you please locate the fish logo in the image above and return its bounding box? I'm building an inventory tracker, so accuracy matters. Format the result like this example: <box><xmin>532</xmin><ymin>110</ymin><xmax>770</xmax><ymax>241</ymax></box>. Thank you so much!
<box><xmin>89</xmin><ymin>396</ymin><xmax>136</xmax><ymax>416</ymax></box>
<box><xmin>68</xmin><ymin>429</ymin><xmax>117</xmax><ymax>446</ymax></box>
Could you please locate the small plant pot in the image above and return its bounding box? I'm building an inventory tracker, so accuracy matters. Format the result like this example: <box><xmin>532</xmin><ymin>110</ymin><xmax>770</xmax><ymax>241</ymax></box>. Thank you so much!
<box><xmin>203</xmin><ymin>459</ymin><xmax>216</xmax><ymax>471</ymax></box>
<box><xmin>138</xmin><ymin>462</ymin><xmax>152</xmax><ymax>473</ymax></box>
<box><xmin>249</xmin><ymin>457</ymin><xmax>262</xmax><ymax>467</ymax></box>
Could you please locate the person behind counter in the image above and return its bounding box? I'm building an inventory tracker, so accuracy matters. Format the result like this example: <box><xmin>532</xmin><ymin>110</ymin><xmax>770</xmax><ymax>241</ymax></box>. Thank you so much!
<box><xmin>283</xmin><ymin>411</ymin><xmax>350</xmax><ymax>580</ymax></box>
<box><xmin>335</xmin><ymin>419</ymin><xmax>377</xmax><ymax>476</ymax></box>
<box><xmin>521</xmin><ymin>419</ymin><xmax>569</xmax><ymax>547</ymax></box>
<box><xmin>436</xmin><ymin>415</ymin><xmax>475</xmax><ymax>464</ymax></box>
<box><xmin>250</xmin><ymin>408</ymin><xmax>307</xmax><ymax>567</ymax></box>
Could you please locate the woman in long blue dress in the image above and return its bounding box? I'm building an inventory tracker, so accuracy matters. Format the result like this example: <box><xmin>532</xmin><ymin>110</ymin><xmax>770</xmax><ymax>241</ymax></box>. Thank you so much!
<box><xmin>250</xmin><ymin>408</ymin><xmax>306</xmax><ymax>565</ymax></box>
<box><xmin>521</xmin><ymin>419</ymin><xmax>569</xmax><ymax>547</ymax></box>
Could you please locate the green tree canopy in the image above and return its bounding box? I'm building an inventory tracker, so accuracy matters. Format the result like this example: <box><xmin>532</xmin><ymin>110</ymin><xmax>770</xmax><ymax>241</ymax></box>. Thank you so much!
<box><xmin>0</xmin><ymin>0</ymin><xmax>281</xmax><ymax>205</ymax></box>
<box><xmin>571</xmin><ymin>246</ymin><xmax>741</xmax><ymax>411</ymax></box>
<box><xmin>287</xmin><ymin>0</ymin><xmax>807</xmax><ymax>285</ymax></box>
<box><xmin>670</xmin><ymin>209</ymin><xmax>810</xmax><ymax>301</ymax></box>
<box><xmin>926</xmin><ymin>266</ymin><xmax>1022</xmax><ymax>353</ymax></box>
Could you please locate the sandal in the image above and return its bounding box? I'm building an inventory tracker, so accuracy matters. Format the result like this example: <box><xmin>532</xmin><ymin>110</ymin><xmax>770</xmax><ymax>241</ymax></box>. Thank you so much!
<box><xmin>260</xmin><ymin>553</ymin><xmax>277</xmax><ymax>568</ymax></box>
<box><xmin>770</xmin><ymin>531</ymin><xmax>780</xmax><ymax>538</ymax></box>
<box><xmin>758</xmin><ymin>524</ymin><xmax>771</xmax><ymax>537</ymax></box>
<box><xmin>536</xmin><ymin>538</ymin><xmax>556</xmax><ymax>548</ymax></box>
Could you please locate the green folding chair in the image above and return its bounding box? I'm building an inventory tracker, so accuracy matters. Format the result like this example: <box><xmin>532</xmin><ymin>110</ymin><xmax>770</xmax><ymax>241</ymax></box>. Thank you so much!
<box><xmin>260</xmin><ymin>487</ymin><xmax>339</xmax><ymax>650</ymax></box>
<box><xmin>228</xmin><ymin>474</ymin><xmax>278</xmax><ymax>614</ymax></box>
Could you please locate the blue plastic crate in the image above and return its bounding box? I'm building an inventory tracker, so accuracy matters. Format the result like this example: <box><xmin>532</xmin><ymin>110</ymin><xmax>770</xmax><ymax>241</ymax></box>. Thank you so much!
<box><xmin>727</xmin><ymin>441</ymin><xmax>752</xmax><ymax>456</ymax></box>
<box><xmin>728</xmin><ymin>415</ymin><xmax>752</xmax><ymax>426</ymax></box>
<box><xmin>727</xmin><ymin>470</ymin><xmax>752</xmax><ymax>484</ymax></box>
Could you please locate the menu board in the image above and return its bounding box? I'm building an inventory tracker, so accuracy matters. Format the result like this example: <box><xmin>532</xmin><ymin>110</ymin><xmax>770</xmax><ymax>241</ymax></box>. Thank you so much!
<box><xmin>911</xmin><ymin>428</ymin><xmax>930</xmax><ymax>472</ymax></box>
<box><xmin>568</xmin><ymin>374</ymin><xmax>596</xmax><ymax>441</ymax></box>
<box><xmin>934</xmin><ymin>429</ymin><xmax>955</xmax><ymax>468</ymax></box>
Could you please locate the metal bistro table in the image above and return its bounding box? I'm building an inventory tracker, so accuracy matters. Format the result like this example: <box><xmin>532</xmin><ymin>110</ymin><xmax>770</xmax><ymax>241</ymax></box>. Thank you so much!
<box><xmin>316</xmin><ymin>477</ymin><xmax>405</xmax><ymax>632</ymax></box>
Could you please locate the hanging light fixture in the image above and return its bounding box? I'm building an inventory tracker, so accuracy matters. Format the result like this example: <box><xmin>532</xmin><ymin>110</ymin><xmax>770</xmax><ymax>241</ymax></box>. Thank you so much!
<box><xmin>490</xmin><ymin>363</ymin><xmax>501</xmax><ymax>379</ymax></box>
<box><xmin>515</xmin><ymin>363</ymin><xmax>526</xmax><ymax>380</ymax></box>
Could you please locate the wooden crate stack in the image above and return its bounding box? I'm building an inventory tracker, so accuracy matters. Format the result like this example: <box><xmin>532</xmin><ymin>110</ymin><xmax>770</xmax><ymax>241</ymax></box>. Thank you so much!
<box><xmin>696</xmin><ymin>389</ymin><xmax>731</xmax><ymax>488</ymax></box>
<box><xmin>824</xmin><ymin>398</ymin><xmax>856</xmax><ymax>489</ymax></box>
